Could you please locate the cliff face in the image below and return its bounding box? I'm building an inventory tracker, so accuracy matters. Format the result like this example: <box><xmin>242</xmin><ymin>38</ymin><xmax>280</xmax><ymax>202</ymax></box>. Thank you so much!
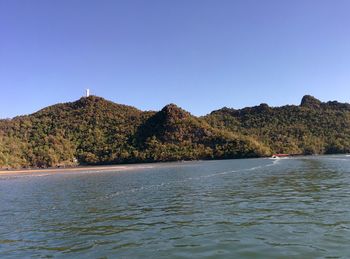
<box><xmin>300</xmin><ymin>95</ymin><xmax>322</xmax><ymax>108</ymax></box>
<box><xmin>1</xmin><ymin>95</ymin><xmax>350</xmax><ymax>168</ymax></box>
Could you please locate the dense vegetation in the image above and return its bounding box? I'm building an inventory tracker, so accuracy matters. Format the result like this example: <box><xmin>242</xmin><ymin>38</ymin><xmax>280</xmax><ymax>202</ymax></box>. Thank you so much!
<box><xmin>204</xmin><ymin>95</ymin><xmax>350</xmax><ymax>155</ymax></box>
<box><xmin>0</xmin><ymin>95</ymin><xmax>349</xmax><ymax>169</ymax></box>
<box><xmin>0</xmin><ymin>96</ymin><xmax>269</xmax><ymax>169</ymax></box>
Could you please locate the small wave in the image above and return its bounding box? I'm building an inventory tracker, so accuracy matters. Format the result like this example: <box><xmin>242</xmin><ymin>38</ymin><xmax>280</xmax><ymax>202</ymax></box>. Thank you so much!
<box><xmin>101</xmin><ymin>159</ymin><xmax>280</xmax><ymax>200</ymax></box>
<box><xmin>322</xmin><ymin>157</ymin><xmax>350</xmax><ymax>162</ymax></box>
<box><xmin>0</xmin><ymin>173</ymin><xmax>51</xmax><ymax>180</ymax></box>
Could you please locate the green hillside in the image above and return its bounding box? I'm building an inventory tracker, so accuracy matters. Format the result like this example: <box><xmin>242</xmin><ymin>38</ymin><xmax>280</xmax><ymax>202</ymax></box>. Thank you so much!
<box><xmin>0</xmin><ymin>96</ymin><xmax>269</xmax><ymax>169</ymax></box>
<box><xmin>204</xmin><ymin>95</ymin><xmax>350</xmax><ymax>155</ymax></box>
<box><xmin>1</xmin><ymin>95</ymin><xmax>349</xmax><ymax>169</ymax></box>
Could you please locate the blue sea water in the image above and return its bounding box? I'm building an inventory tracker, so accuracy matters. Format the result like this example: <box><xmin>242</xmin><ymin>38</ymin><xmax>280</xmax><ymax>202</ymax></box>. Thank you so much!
<box><xmin>1</xmin><ymin>155</ymin><xmax>350</xmax><ymax>258</ymax></box>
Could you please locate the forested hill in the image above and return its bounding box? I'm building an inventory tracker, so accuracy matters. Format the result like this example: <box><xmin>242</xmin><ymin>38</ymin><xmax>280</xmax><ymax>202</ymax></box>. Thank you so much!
<box><xmin>0</xmin><ymin>96</ymin><xmax>269</xmax><ymax>168</ymax></box>
<box><xmin>0</xmin><ymin>95</ymin><xmax>349</xmax><ymax>169</ymax></box>
<box><xmin>204</xmin><ymin>95</ymin><xmax>350</xmax><ymax>155</ymax></box>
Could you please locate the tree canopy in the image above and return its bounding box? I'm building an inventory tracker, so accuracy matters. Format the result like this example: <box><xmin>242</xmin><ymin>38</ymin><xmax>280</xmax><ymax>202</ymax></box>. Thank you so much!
<box><xmin>0</xmin><ymin>95</ymin><xmax>348</xmax><ymax>169</ymax></box>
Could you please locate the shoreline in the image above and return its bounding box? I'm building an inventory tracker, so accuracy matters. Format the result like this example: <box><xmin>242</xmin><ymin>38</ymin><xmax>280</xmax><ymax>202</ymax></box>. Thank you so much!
<box><xmin>0</xmin><ymin>157</ymin><xmax>266</xmax><ymax>175</ymax></box>
<box><xmin>0</xmin><ymin>164</ymin><xmax>156</xmax><ymax>175</ymax></box>
<box><xmin>1</xmin><ymin>154</ymin><xmax>347</xmax><ymax>175</ymax></box>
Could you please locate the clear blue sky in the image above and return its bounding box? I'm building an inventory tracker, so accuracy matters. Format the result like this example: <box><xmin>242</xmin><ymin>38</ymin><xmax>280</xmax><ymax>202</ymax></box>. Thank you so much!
<box><xmin>1</xmin><ymin>0</ymin><xmax>350</xmax><ymax>118</ymax></box>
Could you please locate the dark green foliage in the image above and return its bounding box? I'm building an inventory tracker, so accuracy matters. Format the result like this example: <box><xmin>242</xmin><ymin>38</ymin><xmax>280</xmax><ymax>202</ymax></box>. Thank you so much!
<box><xmin>0</xmin><ymin>94</ymin><xmax>349</xmax><ymax>169</ymax></box>
<box><xmin>135</xmin><ymin>104</ymin><xmax>270</xmax><ymax>162</ymax></box>
<box><xmin>204</xmin><ymin>95</ymin><xmax>350</xmax><ymax>155</ymax></box>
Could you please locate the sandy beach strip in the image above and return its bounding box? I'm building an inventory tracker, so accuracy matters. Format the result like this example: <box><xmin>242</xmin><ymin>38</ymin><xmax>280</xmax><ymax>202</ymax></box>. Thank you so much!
<box><xmin>0</xmin><ymin>164</ymin><xmax>155</xmax><ymax>175</ymax></box>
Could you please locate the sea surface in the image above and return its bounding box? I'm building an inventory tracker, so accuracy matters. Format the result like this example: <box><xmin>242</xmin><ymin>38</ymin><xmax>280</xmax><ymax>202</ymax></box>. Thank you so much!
<box><xmin>1</xmin><ymin>155</ymin><xmax>350</xmax><ymax>258</ymax></box>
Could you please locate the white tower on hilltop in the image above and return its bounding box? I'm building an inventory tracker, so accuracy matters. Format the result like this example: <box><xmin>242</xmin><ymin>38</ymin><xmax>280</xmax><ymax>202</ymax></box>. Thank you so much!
<box><xmin>86</xmin><ymin>89</ymin><xmax>90</xmax><ymax>97</ymax></box>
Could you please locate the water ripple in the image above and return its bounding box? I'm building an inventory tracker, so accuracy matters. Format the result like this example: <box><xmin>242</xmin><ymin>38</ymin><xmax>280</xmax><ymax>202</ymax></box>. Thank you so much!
<box><xmin>1</xmin><ymin>156</ymin><xmax>350</xmax><ymax>258</ymax></box>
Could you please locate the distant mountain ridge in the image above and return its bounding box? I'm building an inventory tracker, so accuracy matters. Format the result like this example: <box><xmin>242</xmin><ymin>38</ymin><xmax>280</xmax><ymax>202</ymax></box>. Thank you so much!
<box><xmin>0</xmin><ymin>95</ymin><xmax>349</xmax><ymax>169</ymax></box>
